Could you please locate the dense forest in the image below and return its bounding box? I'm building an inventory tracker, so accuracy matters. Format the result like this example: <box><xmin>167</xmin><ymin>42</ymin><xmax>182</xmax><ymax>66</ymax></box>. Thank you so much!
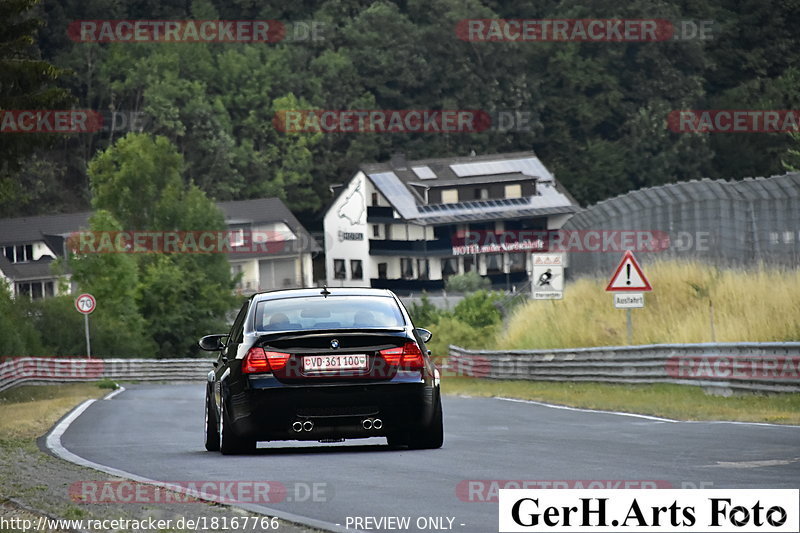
<box><xmin>2</xmin><ymin>0</ymin><xmax>800</xmax><ymax>223</ymax></box>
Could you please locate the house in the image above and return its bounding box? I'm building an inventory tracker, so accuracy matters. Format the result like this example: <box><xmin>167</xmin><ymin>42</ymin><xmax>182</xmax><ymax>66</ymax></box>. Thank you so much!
<box><xmin>0</xmin><ymin>197</ymin><xmax>320</xmax><ymax>299</ymax></box>
<box><xmin>323</xmin><ymin>151</ymin><xmax>579</xmax><ymax>293</ymax></box>
<box><xmin>216</xmin><ymin>198</ymin><xmax>320</xmax><ymax>293</ymax></box>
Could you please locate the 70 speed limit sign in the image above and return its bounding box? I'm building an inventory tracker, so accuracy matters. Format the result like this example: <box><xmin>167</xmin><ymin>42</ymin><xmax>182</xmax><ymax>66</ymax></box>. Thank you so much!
<box><xmin>75</xmin><ymin>293</ymin><xmax>96</xmax><ymax>314</ymax></box>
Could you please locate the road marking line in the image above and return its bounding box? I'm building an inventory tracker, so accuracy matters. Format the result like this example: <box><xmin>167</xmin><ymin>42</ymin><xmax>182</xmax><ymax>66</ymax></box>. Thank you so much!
<box><xmin>488</xmin><ymin>396</ymin><xmax>800</xmax><ymax>428</ymax></box>
<box><xmin>493</xmin><ymin>396</ymin><xmax>678</xmax><ymax>422</ymax></box>
<box><xmin>45</xmin><ymin>395</ymin><xmax>365</xmax><ymax>533</ymax></box>
<box><xmin>102</xmin><ymin>385</ymin><xmax>125</xmax><ymax>400</ymax></box>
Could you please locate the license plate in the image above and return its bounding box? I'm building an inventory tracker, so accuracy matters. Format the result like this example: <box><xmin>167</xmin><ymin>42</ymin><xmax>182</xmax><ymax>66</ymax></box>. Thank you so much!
<box><xmin>303</xmin><ymin>354</ymin><xmax>368</xmax><ymax>372</ymax></box>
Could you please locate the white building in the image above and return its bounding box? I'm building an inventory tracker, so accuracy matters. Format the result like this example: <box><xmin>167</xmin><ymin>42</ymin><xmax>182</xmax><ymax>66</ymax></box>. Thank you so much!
<box><xmin>323</xmin><ymin>151</ymin><xmax>579</xmax><ymax>293</ymax></box>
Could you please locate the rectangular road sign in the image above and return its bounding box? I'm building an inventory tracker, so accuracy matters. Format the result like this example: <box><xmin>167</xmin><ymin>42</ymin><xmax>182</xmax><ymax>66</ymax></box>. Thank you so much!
<box><xmin>532</xmin><ymin>252</ymin><xmax>566</xmax><ymax>267</ymax></box>
<box><xmin>614</xmin><ymin>293</ymin><xmax>644</xmax><ymax>308</ymax></box>
<box><xmin>533</xmin><ymin>265</ymin><xmax>563</xmax><ymax>299</ymax></box>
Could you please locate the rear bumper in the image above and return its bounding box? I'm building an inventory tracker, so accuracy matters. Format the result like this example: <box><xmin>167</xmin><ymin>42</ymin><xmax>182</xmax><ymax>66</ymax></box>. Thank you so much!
<box><xmin>225</xmin><ymin>374</ymin><xmax>438</xmax><ymax>441</ymax></box>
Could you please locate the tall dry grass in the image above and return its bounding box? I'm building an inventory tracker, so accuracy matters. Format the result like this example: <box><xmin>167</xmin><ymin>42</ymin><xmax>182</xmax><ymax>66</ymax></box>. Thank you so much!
<box><xmin>498</xmin><ymin>261</ymin><xmax>800</xmax><ymax>350</ymax></box>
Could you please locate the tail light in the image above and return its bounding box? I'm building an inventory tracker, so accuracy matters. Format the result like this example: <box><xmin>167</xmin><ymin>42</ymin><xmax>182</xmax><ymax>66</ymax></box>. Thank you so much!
<box><xmin>379</xmin><ymin>341</ymin><xmax>425</xmax><ymax>370</ymax></box>
<box><xmin>242</xmin><ymin>347</ymin><xmax>290</xmax><ymax>374</ymax></box>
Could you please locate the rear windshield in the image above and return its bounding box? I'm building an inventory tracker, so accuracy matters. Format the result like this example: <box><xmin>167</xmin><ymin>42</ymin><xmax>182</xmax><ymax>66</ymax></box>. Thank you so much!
<box><xmin>253</xmin><ymin>295</ymin><xmax>405</xmax><ymax>331</ymax></box>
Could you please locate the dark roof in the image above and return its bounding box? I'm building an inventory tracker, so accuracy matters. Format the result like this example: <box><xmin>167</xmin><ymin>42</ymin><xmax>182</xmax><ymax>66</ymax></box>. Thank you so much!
<box><xmin>216</xmin><ymin>198</ymin><xmax>321</xmax><ymax>254</ymax></box>
<box><xmin>8</xmin><ymin>257</ymin><xmax>58</xmax><ymax>280</ymax></box>
<box><xmin>0</xmin><ymin>254</ymin><xmax>18</xmax><ymax>279</ymax></box>
<box><xmin>0</xmin><ymin>211</ymin><xmax>92</xmax><ymax>246</ymax></box>
<box><xmin>0</xmin><ymin>197</ymin><xmax>321</xmax><ymax>254</ymax></box>
<box><xmin>352</xmin><ymin>151</ymin><xmax>578</xmax><ymax>224</ymax></box>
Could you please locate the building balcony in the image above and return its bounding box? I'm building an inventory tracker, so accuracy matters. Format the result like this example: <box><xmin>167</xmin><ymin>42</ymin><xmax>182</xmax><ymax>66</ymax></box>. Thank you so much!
<box><xmin>369</xmin><ymin>278</ymin><xmax>445</xmax><ymax>295</ymax></box>
<box><xmin>368</xmin><ymin>238</ymin><xmax>453</xmax><ymax>256</ymax></box>
<box><xmin>366</xmin><ymin>206</ymin><xmax>396</xmax><ymax>221</ymax></box>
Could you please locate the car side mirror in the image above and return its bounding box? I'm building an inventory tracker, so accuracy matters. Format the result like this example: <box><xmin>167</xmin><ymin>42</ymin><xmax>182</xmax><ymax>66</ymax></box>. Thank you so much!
<box><xmin>199</xmin><ymin>334</ymin><xmax>227</xmax><ymax>351</ymax></box>
<box><xmin>415</xmin><ymin>328</ymin><xmax>432</xmax><ymax>343</ymax></box>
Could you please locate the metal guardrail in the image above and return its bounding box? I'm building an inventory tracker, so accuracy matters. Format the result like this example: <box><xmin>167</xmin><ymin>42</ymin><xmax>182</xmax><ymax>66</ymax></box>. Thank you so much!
<box><xmin>448</xmin><ymin>343</ymin><xmax>800</xmax><ymax>393</ymax></box>
<box><xmin>0</xmin><ymin>358</ymin><xmax>215</xmax><ymax>393</ymax></box>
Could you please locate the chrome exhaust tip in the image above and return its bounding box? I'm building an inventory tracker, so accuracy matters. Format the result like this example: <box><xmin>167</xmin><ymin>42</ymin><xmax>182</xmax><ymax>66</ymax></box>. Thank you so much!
<box><xmin>302</xmin><ymin>420</ymin><xmax>314</xmax><ymax>432</ymax></box>
<box><xmin>372</xmin><ymin>418</ymin><xmax>383</xmax><ymax>430</ymax></box>
<box><xmin>292</xmin><ymin>421</ymin><xmax>303</xmax><ymax>432</ymax></box>
<box><xmin>362</xmin><ymin>418</ymin><xmax>373</xmax><ymax>430</ymax></box>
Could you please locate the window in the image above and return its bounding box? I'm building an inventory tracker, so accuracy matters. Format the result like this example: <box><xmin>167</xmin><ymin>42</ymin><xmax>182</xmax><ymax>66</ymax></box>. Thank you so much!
<box><xmin>333</xmin><ymin>259</ymin><xmax>346</xmax><ymax>279</ymax></box>
<box><xmin>350</xmin><ymin>259</ymin><xmax>363</xmax><ymax>280</ymax></box>
<box><xmin>384</xmin><ymin>224</ymin><xmax>392</xmax><ymax>239</ymax></box>
<box><xmin>486</xmin><ymin>253</ymin><xmax>503</xmax><ymax>274</ymax></box>
<box><xmin>509</xmin><ymin>253</ymin><xmax>526</xmax><ymax>272</ymax></box>
<box><xmin>463</xmin><ymin>255</ymin><xmax>476</xmax><ymax>272</ymax></box>
<box><xmin>504</xmin><ymin>184</ymin><xmax>522</xmax><ymax>199</ymax></box>
<box><xmin>378</xmin><ymin>262</ymin><xmax>388</xmax><ymax>279</ymax></box>
<box><xmin>15</xmin><ymin>280</ymin><xmax>50</xmax><ymax>300</ymax></box>
<box><xmin>441</xmin><ymin>257</ymin><xmax>457</xmax><ymax>277</ymax></box>
<box><xmin>228</xmin><ymin>301</ymin><xmax>250</xmax><ymax>345</ymax></box>
<box><xmin>371</xmin><ymin>192</ymin><xmax>379</xmax><ymax>206</ymax></box>
<box><xmin>441</xmin><ymin>188</ymin><xmax>458</xmax><ymax>204</ymax></box>
<box><xmin>3</xmin><ymin>244</ymin><xmax>33</xmax><ymax>263</ymax></box>
<box><xmin>400</xmin><ymin>258</ymin><xmax>414</xmax><ymax>279</ymax></box>
<box><xmin>229</xmin><ymin>228</ymin><xmax>245</xmax><ymax>247</ymax></box>
<box><xmin>372</xmin><ymin>225</ymin><xmax>380</xmax><ymax>238</ymax></box>
<box><xmin>417</xmin><ymin>259</ymin><xmax>430</xmax><ymax>280</ymax></box>
<box><xmin>254</xmin><ymin>295</ymin><xmax>405</xmax><ymax>331</ymax></box>
<box><xmin>474</xmin><ymin>188</ymin><xmax>489</xmax><ymax>200</ymax></box>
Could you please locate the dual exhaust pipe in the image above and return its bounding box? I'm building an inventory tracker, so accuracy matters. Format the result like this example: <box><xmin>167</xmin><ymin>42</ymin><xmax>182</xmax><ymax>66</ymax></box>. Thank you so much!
<box><xmin>362</xmin><ymin>418</ymin><xmax>382</xmax><ymax>430</ymax></box>
<box><xmin>292</xmin><ymin>420</ymin><xmax>314</xmax><ymax>432</ymax></box>
<box><xmin>291</xmin><ymin>418</ymin><xmax>382</xmax><ymax>432</ymax></box>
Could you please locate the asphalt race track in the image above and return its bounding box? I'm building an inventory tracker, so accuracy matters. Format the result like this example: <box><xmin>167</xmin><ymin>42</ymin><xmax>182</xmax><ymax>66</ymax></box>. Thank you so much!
<box><xmin>57</xmin><ymin>384</ymin><xmax>800</xmax><ymax>532</ymax></box>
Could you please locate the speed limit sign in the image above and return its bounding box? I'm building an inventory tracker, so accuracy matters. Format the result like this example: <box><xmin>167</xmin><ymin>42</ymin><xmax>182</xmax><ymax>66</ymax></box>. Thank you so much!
<box><xmin>75</xmin><ymin>293</ymin><xmax>96</xmax><ymax>314</ymax></box>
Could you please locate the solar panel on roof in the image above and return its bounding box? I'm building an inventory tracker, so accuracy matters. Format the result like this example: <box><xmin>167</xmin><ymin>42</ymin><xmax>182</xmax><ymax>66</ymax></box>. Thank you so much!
<box><xmin>411</xmin><ymin>166</ymin><xmax>437</xmax><ymax>180</ymax></box>
<box><xmin>450</xmin><ymin>157</ymin><xmax>554</xmax><ymax>181</ymax></box>
<box><xmin>368</xmin><ymin>172</ymin><xmax>419</xmax><ymax>219</ymax></box>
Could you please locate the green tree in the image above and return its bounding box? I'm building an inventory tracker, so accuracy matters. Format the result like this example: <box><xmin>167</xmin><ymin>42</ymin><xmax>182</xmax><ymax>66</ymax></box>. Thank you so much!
<box><xmin>0</xmin><ymin>0</ymin><xmax>73</xmax><ymax>217</ymax></box>
<box><xmin>87</xmin><ymin>133</ymin><xmax>236</xmax><ymax>357</ymax></box>
<box><xmin>0</xmin><ymin>282</ymin><xmax>44</xmax><ymax>356</ymax></box>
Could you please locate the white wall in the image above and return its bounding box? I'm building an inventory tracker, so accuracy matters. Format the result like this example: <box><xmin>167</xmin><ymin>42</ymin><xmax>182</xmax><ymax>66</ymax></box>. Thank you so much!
<box><xmin>324</xmin><ymin>172</ymin><xmax>371</xmax><ymax>287</ymax></box>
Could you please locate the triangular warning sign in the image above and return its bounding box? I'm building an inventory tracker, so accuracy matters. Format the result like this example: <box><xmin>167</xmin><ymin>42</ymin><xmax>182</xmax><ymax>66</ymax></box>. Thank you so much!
<box><xmin>606</xmin><ymin>250</ymin><xmax>652</xmax><ymax>292</ymax></box>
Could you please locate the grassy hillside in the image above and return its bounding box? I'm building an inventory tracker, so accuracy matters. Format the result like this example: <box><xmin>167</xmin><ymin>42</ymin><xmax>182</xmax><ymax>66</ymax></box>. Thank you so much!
<box><xmin>497</xmin><ymin>261</ymin><xmax>800</xmax><ymax>350</ymax></box>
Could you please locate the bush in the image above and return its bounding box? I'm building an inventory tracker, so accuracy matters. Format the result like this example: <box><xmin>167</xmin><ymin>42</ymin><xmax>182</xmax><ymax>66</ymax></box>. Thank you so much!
<box><xmin>427</xmin><ymin>316</ymin><xmax>500</xmax><ymax>361</ymax></box>
<box><xmin>407</xmin><ymin>292</ymin><xmax>442</xmax><ymax>327</ymax></box>
<box><xmin>452</xmin><ymin>290</ymin><xmax>503</xmax><ymax>328</ymax></box>
<box><xmin>444</xmin><ymin>271</ymin><xmax>490</xmax><ymax>293</ymax></box>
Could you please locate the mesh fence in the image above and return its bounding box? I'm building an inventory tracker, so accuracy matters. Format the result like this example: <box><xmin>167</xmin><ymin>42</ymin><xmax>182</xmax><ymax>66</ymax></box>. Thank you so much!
<box><xmin>562</xmin><ymin>173</ymin><xmax>800</xmax><ymax>277</ymax></box>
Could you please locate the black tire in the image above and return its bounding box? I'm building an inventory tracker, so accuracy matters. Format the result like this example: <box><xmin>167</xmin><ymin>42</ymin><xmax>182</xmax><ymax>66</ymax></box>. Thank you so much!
<box><xmin>389</xmin><ymin>391</ymin><xmax>444</xmax><ymax>450</ymax></box>
<box><xmin>204</xmin><ymin>386</ymin><xmax>220</xmax><ymax>451</ymax></box>
<box><xmin>219</xmin><ymin>393</ymin><xmax>256</xmax><ymax>455</ymax></box>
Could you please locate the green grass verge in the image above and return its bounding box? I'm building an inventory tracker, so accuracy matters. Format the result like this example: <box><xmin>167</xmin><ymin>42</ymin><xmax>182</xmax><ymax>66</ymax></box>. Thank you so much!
<box><xmin>441</xmin><ymin>377</ymin><xmax>800</xmax><ymax>425</ymax></box>
<box><xmin>498</xmin><ymin>261</ymin><xmax>800</xmax><ymax>349</ymax></box>
<box><xmin>0</xmin><ymin>383</ymin><xmax>110</xmax><ymax>444</ymax></box>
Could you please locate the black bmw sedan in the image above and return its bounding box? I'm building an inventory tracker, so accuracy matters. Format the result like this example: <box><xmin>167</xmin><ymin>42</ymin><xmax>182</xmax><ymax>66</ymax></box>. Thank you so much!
<box><xmin>200</xmin><ymin>287</ymin><xmax>443</xmax><ymax>454</ymax></box>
